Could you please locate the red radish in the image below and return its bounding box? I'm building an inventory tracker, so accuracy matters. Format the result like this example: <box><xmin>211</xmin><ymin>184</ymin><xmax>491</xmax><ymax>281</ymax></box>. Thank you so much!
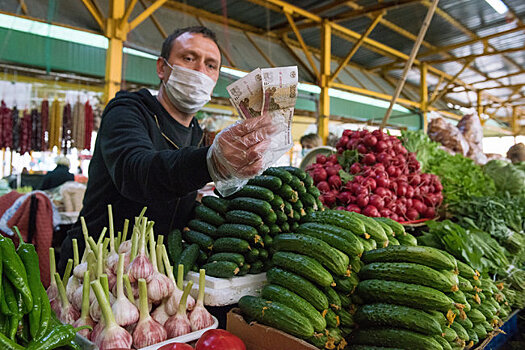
<box><xmin>346</xmin><ymin>204</ymin><xmax>361</xmax><ymax>213</ymax></box>
<box><xmin>386</xmin><ymin>165</ymin><xmax>397</xmax><ymax>177</ymax></box>
<box><xmin>363</xmin><ymin>205</ymin><xmax>380</xmax><ymax>217</ymax></box>
<box><xmin>313</xmin><ymin>168</ymin><xmax>328</xmax><ymax>183</ymax></box>
<box><xmin>363</xmin><ymin>153</ymin><xmax>376</xmax><ymax>165</ymax></box>
<box><xmin>127</xmin><ymin>220</ymin><xmax>155</xmax><ymax>283</ymax></box>
<box><xmin>354</xmin><ymin>175</ymin><xmax>365</xmax><ymax>184</ymax></box>
<box><xmin>406</xmin><ymin>208</ymin><xmax>419</xmax><ymax>221</ymax></box>
<box><xmin>356</xmin><ymin>194</ymin><xmax>369</xmax><ymax>208</ymax></box>
<box><xmin>334</xmin><ymin>206</ymin><xmax>346</xmax><ymax>211</ymax></box>
<box><xmin>337</xmin><ymin>191</ymin><xmax>353</xmax><ymax>205</ymax></box>
<box><xmin>364</xmin><ymin>135</ymin><xmax>377</xmax><ymax>147</ymax></box>
<box><xmin>369</xmin><ymin>195</ymin><xmax>385</xmax><ymax>210</ymax></box>
<box><xmin>375</xmin><ymin>141</ymin><xmax>388</xmax><ymax>152</ymax></box>
<box><xmin>412</xmin><ymin>199</ymin><xmax>427</xmax><ymax>214</ymax></box>
<box><xmin>324</xmin><ymin>161</ymin><xmax>335</xmax><ymax>168</ymax></box>
<box><xmin>195</xmin><ymin>329</ymin><xmax>246</xmax><ymax>350</ymax></box>
<box><xmin>328</xmin><ymin>154</ymin><xmax>338</xmax><ymax>163</ymax></box>
<box><xmin>91</xmin><ymin>279</ymin><xmax>133</xmax><ymax>350</ymax></box>
<box><xmin>159</xmin><ymin>344</ymin><xmax>195</xmax><ymax>350</ymax></box>
<box><xmin>375</xmin><ymin>174</ymin><xmax>390</xmax><ymax>189</ymax></box>
<box><xmin>133</xmin><ymin>278</ymin><xmax>168</xmax><ymax>348</ymax></box>
<box><xmin>328</xmin><ymin>175</ymin><xmax>342</xmax><ymax>189</ymax></box>
<box><xmin>316</xmin><ymin>154</ymin><xmax>327</xmax><ymax>164</ymax></box>
<box><xmin>424</xmin><ymin>207</ymin><xmax>436</xmax><ymax>218</ymax></box>
<box><xmin>374</xmin><ymin>187</ymin><xmax>389</xmax><ymax>197</ymax></box>
<box><xmin>405</xmin><ymin>186</ymin><xmax>414</xmax><ymax>198</ymax></box>
<box><xmin>326</xmin><ymin>166</ymin><xmax>339</xmax><ymax>177</ymax></box>
<box><xmin>363</xmin><ymin>177</ymin><xmax>377</xmax><ymax>191</ymax></box>
<box><xmin>189</xmin><ymin>269</ymin><xmax>214</xmax><ymax>331</ymax></box>
<box><xmin>343</xmin><ymin>129</ymin><xmax>352</xmax><ymax>137</ymax></box>
<box><xmin>357</xmin><ymin>144</ymin><xmax>368</xmax><ymax>154</ymax></box>
<box><xmin>373</xmin><ymin>163</ymin><xmax>385</xmax><ymax>173</ymax></box>
<box><xmin>320</xmin><ymin>193</ymin><xmax>336</xmax><ymax>207</ymax></box>
<box><xmin>337</xmin><ymin>136</ymin><xmax>349</xmax><ymax>148</ymax></box>
<box><xmin>112</xmin><ymin>254</ymin><xmax>139</xmax><ymax>327</ymax></box>
<box><xmin>72</xmin><ymin>271</ymin><xmax>96</xmax><ymax>339</ymax></box>
<box><xmin>317</xmin><ymin>181</ymin><xmax>330</xmax><ymax>193</ymax></box>
<box><xmin>380</xmin><ymin>208</ymin><xmax>392</xmax><ymax>217</ymax></box>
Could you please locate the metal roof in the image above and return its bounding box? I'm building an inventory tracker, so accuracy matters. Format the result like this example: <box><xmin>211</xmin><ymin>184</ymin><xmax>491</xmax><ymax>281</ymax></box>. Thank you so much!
<box><xmin>1</xmin><ymin>0</ymin><xmax>524</xmax><ymax>132</ymax></box>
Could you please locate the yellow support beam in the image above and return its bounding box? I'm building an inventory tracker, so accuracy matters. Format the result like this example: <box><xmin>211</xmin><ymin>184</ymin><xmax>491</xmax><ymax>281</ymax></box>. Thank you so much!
<box><xmin>18</xmin><ymin>0</ymin><xmax>28</xmax><ymax>15</ymax></box>
<box><xmin>319</xmin><ymin>21</ymin><xmax>331</xmax><ymax>145</ymax></box>
<box><xmin>139</xmin><ymin>0</ymin><xmax>167</xmax><ymax>38</ymax></box>
<box><xmin>128</xmin><ymin>0</ymin><xmax>168</xmax><ymax>31</ymax></box>
<box><xmin>420</xmin><ymin>62</ymin><xmax>428</xmax><ymax>132</ymax></box>
<box><xmin>330</xmin><ymin>0</ymin><xmax>421</xmax><ymax>22</ymax></box>
<box><xmin>121</xmin><ymin>0</ymin><xmax>139</xmax><ymax>27</ymax></box>
<box><xmin>80</xmin><ymin>0</ymin><xmax>106</xmax><ymax>32</ymax></box>
<box><xmin>284</xmin><ymin>11</ymin><xmax>320</xmax><ymax>80</ymax></box>
<box><xmin>329</xmin><ymin>13</ymin><xmax>383</xmax><ymax>84</ymax></box>
<box><xmin>104</xmin><ymin>0</ymin><xmax>126</xmax><ymax>103</ymax></box>
<box><xmin>428</xmin><ymin>58</ymin><xmax>473</xmax><ymax>107</ymax></box>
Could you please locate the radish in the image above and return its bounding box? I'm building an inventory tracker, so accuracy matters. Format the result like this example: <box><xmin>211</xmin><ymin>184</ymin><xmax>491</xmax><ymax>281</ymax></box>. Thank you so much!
<box><xmin>337</xmin><ymin>191</ymin><xmax>353</xmax><ymax>205</ymax></box>
<box><xmin>363</xmin><ymin>153</ymin><xmax>376</xmax><ymax>165</ymax></box>
<box><xmin>326</xmin><ymin>166</ymin><xmax>339</xmax><ymax>177</ymax></box>
<box><xmin>313</xmin><ymin>168</ymin><xmax>328</xmax><ymax>183</ymax></box>
<box><xmin>380</xmin><ymin>208</ymin><xmax>392</xmax><ymax>217</ymax></box>
<box><xmin>350</xmin><ymin>163</ymin><xmax>361</xmax><ymax>174</ymax></box>
<box><xmin>363</xmin><ymin>177</ymin><xmax>377</xmax><ymax>191</ymax></box>
<box><xmin>316</xmin><ymin>154</ymin><xmax>327</xmax><ymax>164</ymax></box>
<box><xmin>376</xmin><ymin>177</ymin><xmax>389</xmax><ymax>189</ymax></box>
<box><xmin>406</xmin><ymin>208</ymin><xmax>419</xmax><ymax>221</ymax></box>
<box><xmin>374</xmin><ymin>187</ymin><xmax>389</xmax><ymax>197</ymax></box>
<box><xmin>346</xmin><ymin>204</ymin><xmax>361</xmax><ymax>213</ymax></box>
<box><xmin>386</xmin><ymin>165</ymin><xmax>397</xmax><ymax>177</ymax></box>
<box><xmin>362</xmin><ymin>205</ymin><xmax>380</xmax><ymax>217</ymax></box>
<box><xmin>317</xmin><ymin>181</ymin><xmax>330</xmax><ymax>193</ymax></box>
<box><xmin>364</xmin><ymin>135</ymin><xmax>377</xmax><ymax>147</ymax></box>
<box><xmin>321</xmin><ymin>192</ymin><xmax>336</xmax><ymax>207</ymax></box>
<box><xmin>343</xmin><ymin>129</ymin><xmax>352</xmax><ymax>137</ymax></box>
<box><xmin>356</xmin><ymin>194</ymin><xmax>369</xmax><ymax>208</ymax></box>
<box><xmin>424</xmin><ymin>207</ymin><xmax>436</xmax><ymax>218</ymax></box>
<box><xmin>357</xmin><ymin>144</ymin><xmax>368</xmax><ymax>154</ymax></box>
<box><xmin>375</xmin><ymin>141</ymin><xmax>388</xmax><ymax>152</ymax></box>
<box><xmin>328</xmin><ymin>175</ymin><xmax>342</xmax><ymax>190</ymax></box>
<box><xmin>369</xmin><ymin>195</ymin><xmax>385</xmax><ymax>210</ymax></box>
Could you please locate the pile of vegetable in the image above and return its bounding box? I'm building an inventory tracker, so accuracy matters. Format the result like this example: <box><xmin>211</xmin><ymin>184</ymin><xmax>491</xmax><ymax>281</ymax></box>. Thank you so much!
<box><xmin>352</xmin><ymin>245</ymin><xmax>510</xmax><ymax>349</ymax></box>
<box><xmin>307</xmin><ymin>129</ymin><xmax>443</xmax><ymax>221</ymax></box>
<box><xmin>0</xmin><ymin>228</ymin><xmax>88</xmax><ymax>349</ymax></box>
<box><xmin>46</xmin><ymin>206</ymin><xmax>216</xmax><ymax>349</ymax></box>
<box><xmin>484</xmin><ymin>159</ymin><xmax>525</xmax><ymax>197</ymax></box>
<box><xmin>239</xmin><ymin>212</ymin><xmax>416</xmax><ymax>349</ymax></box>
<box><xmin>178</xmin><ymin>166</ymin><xmax>321</xmax><ymax>278</ymax></box>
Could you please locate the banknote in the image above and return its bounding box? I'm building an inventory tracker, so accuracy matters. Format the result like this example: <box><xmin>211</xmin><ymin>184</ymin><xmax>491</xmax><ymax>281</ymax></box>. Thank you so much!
<box><xmin>261</xmin><ymin>66</ymin><xmax>298</xmax><ymax>113</ymax></box>
<box><xmin>226</xmin><ymin>68</ymin><xmax>263</xmax><ymax>119</ymax></box>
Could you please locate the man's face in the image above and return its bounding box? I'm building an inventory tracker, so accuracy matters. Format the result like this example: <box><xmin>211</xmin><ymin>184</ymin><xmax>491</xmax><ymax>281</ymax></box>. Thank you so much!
<box><xmin>157</xmin><ymin>32</ymin><xmax>221</xmax><ymax>84</ymax></box>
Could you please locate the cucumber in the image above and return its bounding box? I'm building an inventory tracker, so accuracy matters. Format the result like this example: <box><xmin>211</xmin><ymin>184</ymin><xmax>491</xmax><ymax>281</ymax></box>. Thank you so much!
<box><xmin>359</xmin><ymin>262</ymin><xmax>459</xmax><ymax>293</ymax></box>
<box><xmin>336</xmin><ymin>308</ymin><xmax>354</xmax><ymax>327</ymax></box>
<box><xmin>388</xmin><ymin>237</ymin><xmax>400</xmax><ymax>245</ymax></box>
<box><xmin>297</xmin><ymin>222</ymin><xmax>364</xmax><ymax>256</ymax></box>
<box><xmin>450</xmin><ymin>321</ymin><xmax>469</xmax><ymax>341</ymax></box>
<box><xmin>278</xmin><ymin>166</ymin><xmax>307</xmax><ymax>180</ymax></box>
<box><xmin>273</xmin><ymin>234</ymin><xmax>350</xmax><ymax>276</ymax></box>
<box><xmin>229</xmin><ymin>197</ymin><xmax>274</xmax><ymax>220</ymax></box>
<box><xmin>458</xmin><ymin>276</ymin><xmax>474</xmax><ymax>292</ymax></box>
<box><xmin>323</xmin><ymin>286</ymin><xmax>342</xmax><ymax>310</ymax></box>
<box><xmin>350</xmin><ymin>212</ymin><xmax>388</xmax><ymax>242</ymax></box>
<box><xmin>291</xmin><ymin>199</ymin><xmax>304</xmax><ymax>211</ymax></box>
<box><xmin>283</xmin><ymin>201</ymin><xmax>293</xmax><ymax>216</ymax></box>
<box><xmin>374</xmin><ymin>217</ymin><xmax>406</xmax><ymax>237</ymax></box>
<box><xmin>292</xmin><ymin>209</ymin><xmax>301</xmax><ymax>222</ymax></box>
<box><xmin>465</xmin><ymin>309</ymin><xmax>486</xmax><ymax>323</ymax></box>
<box><xmin>426</xmin><ymin>310</ymin><xmax>448</xmax><ymax>327</ymax></box>
<box><xmin>280</xmin><ymin>222</ymin><xmax>290</xmax><ymax>232</ymax></box>
<box><xmin>238</xmin><ymin>264</ymin><xmax>250</xmax><ymax>276</ymax></box>
<box><xmin>433</xmin><ymin>336</ymin><xmax>453</xmax><ymax>350</ymax></box>
<box><xmin>302</xmin><ymin>174</ymin><xmax>313</xmax><ymax>187</ymax></box>
<box><xmin>208</xmin><ymin>252</ymin><xmax>244</xmax><ymax>267</ymax></box>
<box><xmin>245</xmin><ymin>248</ymin><xmax>260</xmax><ymax>263</ymax></box>
<box><xmin>338</xmin><ymin>292</ymin><xmax>351</xmax><ymax>308</ymax></box>
<box><xmin>249</xmin><ymin>261</ymin><xmax>264</xmax><ymax>274</ymax></box>
<box><xmin>265</xmin><ymin>210</ymin><xmax>277</xmax><ymax>225</ymax></box>
<box><xmin>228</xmin><ymin>185</ymin><xmax>274</xmax><ymax>202</ymax></box>
<box><xmin>167</xmin><ymin>229</ymin><xmax>183</xmax><ymax>265</ymax></box>
<box><xmin>395</xmin><ymin>232</ymin><xmax>418</xmax><ymax>246</ymax></box>
<box><xmin>289</xmin><ymin>176</ymin><xmax>306</xmax><ymax>193</ymax></box>
<box><xmin>188</xmin><ymin>219</ymin><xmax>218</xmax><ymax>237</ymax></box>
<box><xmin>351</xmin><ymin>255</ymin><xmax>364</xmax><ymax>273</ymax></box>
<box><xmin>269</xmin><ymin>224</ymin><xmax>281</xmax><ymax>235</ymax></box>
<box><xmin>290</xmin><ymin>222</ymin><xmax>299</xmax><ymax>232</ymax></box>
<box><xmin>348</xmin><ymin>346</ymin><xmax>403</xmax><ymax>350</ymax></box>
<box><xmin>279</xmin><ymin>184</ymin><xmax>299</xmax><ymax>203</ymax></box>
<box><xmin>456</xmin><ymin>315</ymin><xmax>473</xmax><ymax>329</ymax></box>
<box><xmin>258</xmin><ymin>249</ymin><xmax>268</xmax><ymax>261</ymax></box>
<box><xmin>238</xmin><ymin>296</ymin><xmax>314</xmax><ymax>339</ymax></box>
<box><xmin>356</xmin><ymin>279</ymin><xmax>456</xmax><ymax>313</ymax></box>
<box><xmin>359</xmin><ymin>236</ymin><xmax>377</xmax><ymax>251</ymax></box>
<box><xmin>299</xmin><ymin>192</ymin><xmax>317</xmax><ymax>209</ymax></box>
<box><xmin>324</xmin><ymin>309</ymin><xmax>340</xmax><ymax>328</ymax></box>
<box><xmin>272</xmin><ymin>251</ymin><xmax>333</xmax><ymax>287</ymax></box>
<box><xmin>442</xmin><ymin>326</ymin><xmax>458</xmax><ymax>342</ymax></box>
<box><xmin>466</xmin><ymin>327</ymin><xmax>479</xmax><ymax>345</ymax></box>
<box><xmin>248</xmin><ymin>175</ymin><xmax>282</xmax><ymax>191</ymax></box>
<box><xmin>261</xmin><ymin>284</ymin><xmax>326</xmax><ymax>332</ymax></box>
<box><xmin>351</xmin><ymin>328</ymin><xmax>443</xmax><ymax>350</ymax></box>
<box><xmin>197</xmin><ymin>249</ymin><xmax>208</xmax><ymax>264</ymax></box>
<box><xmin>203</xmin><ymin>261</ymin><xmax>240</xmax><ymax>278</ymax></box>
<box><xmin>354</xmin><ymin>303</ymin><xmax>443</xmax><ymax>335</ymax></box>
<box><xmin>361</xmin><ymin>245</ymin><xmax>458</xmax><ymax>271</ymax></box>
<box><xmin>182</xmin><ymin>230</ymin><xmax>214</xmax><ymax>251</ymax></box>
<box><xmin>266</xmin><ymin>267</ymin><xmax>329</xmax><ymax>311</ymax></box>
<box><xmin>269</xmin><ymin>195</ymin><xmax>284</xmax><ymax>210</ymax></box>
<box><xmin>333</xmin><ymin>274</ymin><xmax>359</xmax><ymax>294</ymax></box>
<box><xmin>447</xmin><ymin>290</ymin><xmax>468</xmax><ymax>308</ymax></box>
<box><xmin>212</xmin><ymin>237</ymin><xmax>251</xmax><ymax>253</ymax></box>
<box><xmin>457</xmin><ymin>260</ymin><xmax>479</xmax><ymax>280</ymax></box>
<box><xmin>473</xmin><ymin>323</ymin><xmax>487</xmax><ymax>339</ymax></box>
<box><xmin>263</xmin><ymin>234</ymin><xmax>273</xmax><ymax>248</ymax></box>
<box><xmin>275</xmin><ymin>210</ymin><xmax>288</xmax><ymax>225</ymax></box>
<box><xmin>178</xmin><ymin>244</ymin><xmax>200</xmax><ymax>278</ymax></box>
<box><xmin>201</xmin><ymin>196</ymin><xmax>229</xmax><ymax>215</ymax></box>
<box><xmin>217</xmin><ymin>223</ymin><xmax>259</xmax><ymax>242</ymax></box>
<box><xmin>302</xmin><ymin>210</ymin><xmax>366</xmax><ymax>236</ymax></box>
<box><xmin>195</xmin><ymin>204</ymin><xmax>224</xmax><ymax>226</ymax></box>
<box><xmin>258</xmin><ymin>224</ymin><xmax>270</xmax><ymax>235</ymax></box>
<box><xmin>308</xmin><ymin>185</ymin><xmax>320</xmax><ymax>197</ymax></box>
<box><xmin>375</xmin><ymin>219</ymin><xmax>394</xmax><ymax>237</ymax></box>
<box><xmin>263</xmin><ymin>167</ymin><xmax>293</xmax><ymax>184</ymax></box>
<box><xmin>225</xmin><ymin>210</ymin><xmax>263</xmax><ymax>227</ymax></box>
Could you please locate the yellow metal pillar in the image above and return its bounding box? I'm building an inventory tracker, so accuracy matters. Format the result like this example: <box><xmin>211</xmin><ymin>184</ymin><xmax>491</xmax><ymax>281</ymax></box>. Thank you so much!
<box><xmin>512</xmin><ymin>106</ymin><xmax>518</xmax><ymax>135</ymax></box>
<box><xmin>476</xmin><ymin>90</ymin><xmax>485</xmax><ymax>125</ymax></box>
<box><xmin>319</xmin><ymin>21</ymin><xmax>331</xmax><ymax>145</ymax></box>
<box><xmin>104</xmin><ymin>0</ymin><xmax>127</xmax><ymax>103</ymax></box>
<box><xmin>420</xmin><ymin>62</ymin><xmax>428</xmax><ymax>132</ymax></box>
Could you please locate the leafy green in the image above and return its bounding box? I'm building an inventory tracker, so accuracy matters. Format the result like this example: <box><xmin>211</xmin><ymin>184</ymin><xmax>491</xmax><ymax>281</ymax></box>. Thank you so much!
<box><xmin>484</xmin><ymin>160</ymin><xmax>525</xmax><ymax>197</ymax></box>
<box><xmin>337</xmin><ymin>149</ymin><xmax>359</xmax><ymax>171</ymax></box>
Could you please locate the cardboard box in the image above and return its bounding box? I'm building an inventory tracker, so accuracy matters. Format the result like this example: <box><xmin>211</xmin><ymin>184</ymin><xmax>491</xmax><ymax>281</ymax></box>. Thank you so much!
<box><xmin>226</xmin><ymin>308</ymin><xmax>318</xmax><ymax>350</ymax></box>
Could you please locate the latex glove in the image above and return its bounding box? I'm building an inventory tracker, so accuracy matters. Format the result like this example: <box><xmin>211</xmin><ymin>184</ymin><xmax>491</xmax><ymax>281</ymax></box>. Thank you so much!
<box><xmin>207</xmin><ymin>113</ymin><xmax>277</xmax><ymax>196</ymax></box>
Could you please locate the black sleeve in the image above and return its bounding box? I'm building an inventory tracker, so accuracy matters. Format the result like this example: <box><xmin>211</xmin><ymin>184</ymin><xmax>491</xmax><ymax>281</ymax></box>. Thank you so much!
<box><xmin>99</xmin><ymin>103</ymin><xmax>212</xmax><ymax>202</ymax></box>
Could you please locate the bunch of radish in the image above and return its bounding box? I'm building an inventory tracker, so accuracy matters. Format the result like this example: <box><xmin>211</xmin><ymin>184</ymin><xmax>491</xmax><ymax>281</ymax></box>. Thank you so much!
<box><xmin>46</xmin><ymin>206</ymin><xmax>215</xmax><ymax>350</ymax></box>
<box><xmin>306</xmin><ymin>129</ymin><xmax>442</xmax><ymax>222</ymax></box>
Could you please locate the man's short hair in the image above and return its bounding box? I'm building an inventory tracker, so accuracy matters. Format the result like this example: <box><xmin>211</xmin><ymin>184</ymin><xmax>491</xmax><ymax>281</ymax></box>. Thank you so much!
<box><xmin>161</xmin><ymin>26</ymin><xmax>221</xmax><ymax>61</ymax></box>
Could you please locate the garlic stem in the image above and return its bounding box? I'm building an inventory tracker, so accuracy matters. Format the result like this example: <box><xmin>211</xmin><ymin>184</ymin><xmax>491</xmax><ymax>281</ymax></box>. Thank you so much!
<box><xmin>49</xmin><ymin>247</ymin><xmax>56</xmax><ymax>285</ymax></box>
<box><xmin>72</xmin><ymin>238</ymin><xmax>79</xmax><ymax>267</ymax></box>
<box><xmin>97</xmin><ymin>244</ymin><xmax>104</xmax><ymax>278</ymax></box>
<box><xmin>148</xmin><ymin>225</ymin><xmax>158</xmax><ymax>272</ymax></box>
<box><xmin>178</xmin><ymin>281</ymin><xmax>194</xmax><ymax>315</ymax></box>
<box><xmin>161</xmin><ymin>245</ymin><xmax>175</xmax><ymax>282</ymax></box>
<box><xmin>177</xmin><ymin>264</ymin><xmax>184</xmax><ymax>290</ymax></box>
<box><xmin>197</xmin><ymin>269</ymin><xmax>206</xmax><ymax>305</ymax></box>
<box><xmin>116</xmin><ymin>254</ymin><xmax>125</xmax><ymax>300</ymax></box>
<box><xmin>157</xmin><ymin>235</ymin><xmax>164</xmax><ymax>248</ymax></box>
<box><xmin>55</xmin><ymin>272</ymin><xmax>70</xmax><ymax>309</ymax></box>
<box><xmin>108</xmin><ymin>204</ymin><xmax>115</xmax><ymax>253</ymax></box>
<box><xmin>138</xmin><ymin>279</ymin><xmax>149</xmax><ymax>322</ymax></box>
<box><xmin>157</xmin><ymin>244</ymin><xmax>165</xmax><ymax>275</ymax></box>
<box><xmin>130</xmin><ymin>229</ymin><xmax>138</xmax><ymax>261</ymax></box>
<box><xmin>91</xmin><ymin>280</ymin><xmax>117</xmax><ymax>327</ymax></box>
<box><xmin>103</xmin><ymin>237</ymin><xmax>110</xmax><ymax>260</ymax></box>
<box><xmin>123</xmin><ymin>274</ymin><xmax>135</xmax><ymax>304</ymax></box>
<box><xmin>81</xmin><ymin>216</ymin><xmax>98</xmax><ymax>253</ymax></box>
<box><xmin>116</xmin><ymin>231</ymin><xmax>122</xmax><ymax>252</ymax></box>
<box><xmin>122</xmin><ymin>218</ymin><xmax>129</xmax><ymax>244</ymax></box>
<box><xmin>97</xmin><ymin>227</ymin><xmax>107</xmax><ymax>246</ymax></box>
<box><xmin>62</xmin><ymin>259</ymin><xmax>73</xmax><ymax>285</ymax></box>
<box><xmin>80</xmin><ymin>271</ymin><xmax>91</xmax><ymax>319</ymax></box>
<box><xmin>100</xmin><ymin>274</ymin><xmax>110</xmax><ymax>301</ymax></box>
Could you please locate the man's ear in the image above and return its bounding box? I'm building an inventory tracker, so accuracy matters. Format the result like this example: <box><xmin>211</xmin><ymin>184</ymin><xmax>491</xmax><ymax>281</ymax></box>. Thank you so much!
<box><xmin>156</xmin><ymin>57</ymin><xmax>166</xmax><ymax>81</ymax></box>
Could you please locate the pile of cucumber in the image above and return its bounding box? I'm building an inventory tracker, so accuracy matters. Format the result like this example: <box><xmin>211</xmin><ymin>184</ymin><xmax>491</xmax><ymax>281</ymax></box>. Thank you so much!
<box><xmin>351</xmin><ymin>245</ymin><xmax>509</xmax><ymax>350</ymax></box>
<box><xmin>175</xmin><ymin>166</ymin><xmax>321</xmax><ymax>279</ymax></box>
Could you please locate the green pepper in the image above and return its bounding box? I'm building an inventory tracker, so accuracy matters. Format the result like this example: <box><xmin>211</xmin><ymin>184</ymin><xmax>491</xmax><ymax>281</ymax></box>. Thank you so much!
<box><xmin>0</xmin><ymin>235</ymin><xmax>32</xmax><ymax>313</ymax></box>
<box><xmin>16</xmin><ymin>315</ymin><xmax>30</xmax><ymax>345</ymax></box>
<box><xmin>7</xmin><ymin>290</ymin><xmax>24</xmax><ymax>341</ymax></box>
<box><xmin>2</xmin><ymin>278</ymin><xmax>18</xmax><ymax>315</ymax></box>
<box><xmin>35</xmin><ymin>284</ymin><xmax>51</xmax><ymax>339</ymax></box>
<box><xmin>0</xmin><ymin>313</ymin><xmax>9</xmax><ymax>335</ymax></box>
<box><xmin>0</xmin><ymin>331</ymin><xmax>24</xmax><ymax>350</ymax></box>
<box><xmin>26</xmin><ymin>324</ymin><xmax>90</xmax><ymax>350</ymax></box>
<box><xmin>14</xmin><ymin>227</ymin><xmax>42</xmax><ymax>338</ymax></box>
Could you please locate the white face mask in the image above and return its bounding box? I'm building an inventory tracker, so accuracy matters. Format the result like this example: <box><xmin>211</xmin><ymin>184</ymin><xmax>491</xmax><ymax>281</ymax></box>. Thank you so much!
<box><xmin>162</xmin><ymin>59</ymin><xmax>216</xmax><ymax>114</ymax></box>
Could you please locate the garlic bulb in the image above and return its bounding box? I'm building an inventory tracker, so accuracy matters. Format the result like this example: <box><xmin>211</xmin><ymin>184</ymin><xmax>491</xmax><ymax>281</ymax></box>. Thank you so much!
<box><xmin>151</xmin><ymin>301</ymin><xmax>170</xmax><ymax>326</ymax></box>
<box><xmin>72</xmin><ymin>271</ymin><xmax>95</xmax><ymax>340</ymax></box>
<box><xmin>162</xmin><ymin>250</ymin><xmax>195</xmax><ymax>315</ymax></box>
<box><xmin>146</xmin><ymin>229</ymin><xmax>173</xmax><ymax>302</ymax></box>
<box><xmin>165</xmin><ymin>281</ymin><xmax>194</xmax><ymax>338</ymax></box>
<box><xmin>54</xmin><ymin>272</ymin><xmax>80</xmax><ymax>324</ymax></box>
<box><xmin>112</xmin><ymin>254</ymin><xmax>139</xmax><ymax>327</ymax></box>
<box><xmin>118</xmin><ymin>240</ymin><xmax>132</xmax><ymax>254</ymax></box>
<box><xmin>73</xmin><ymin>262</ymin><xmax>88</xmax><ymax>279</ymax></box>
<box><xmin>47</xmin><ymin>247</ymin><xmax>58</xmax><ymax>300</ymax></box>
<box><xmin>189</xmin><ymin>269</ymin><xmax>214</xmax><ymax>331</ymax></box>
<box><xmin>132</xmin><ymin>279</ymin><xmax>167</xmax><ymax>348</ymax></box>
<box><xmin>127</xmin><ymin>222</ymin><xmax>154</xmax><ymax>283</ymax></box>
<box><xmin>66</xmin><ymin>275</ymin><xmax>80</xmax><ymax>304</ymax></box>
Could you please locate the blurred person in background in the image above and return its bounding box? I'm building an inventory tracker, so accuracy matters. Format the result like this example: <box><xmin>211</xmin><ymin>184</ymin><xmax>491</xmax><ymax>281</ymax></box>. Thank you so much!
<box><xmin>507</xmin><ymin>143</ymin><xmax>525</xmax><ymax>164</ymax></box>
<box><xmin>39</xmin><ymin>156</ymin><xmax>74</xmax><ymax>190</ymax></box>
<box><xmin>300</xmin><ymin>133</ymin><xmax>322</xmax><ymax>157</ymax></box>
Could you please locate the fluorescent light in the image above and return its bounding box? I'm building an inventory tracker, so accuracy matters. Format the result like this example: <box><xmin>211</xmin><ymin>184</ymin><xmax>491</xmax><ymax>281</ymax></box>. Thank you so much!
<box><xmin>484</xmin><ymin>0</ymin><xmax>508</xmax><ymax>14</ymax></box>
<box><xmin>298</xmin><ymin>82</ymin><xmax>321</xmax><ymax>94</ymax></box>
<box><xmin>123</xmin><ymin>48</ymin><xmax>158</xmax><ymax>60</ymax></box>
<box><xmin>328</xmin><ymin>88</ymin><xmax>410</xmax><ymax>113</ymax></box>
<box><xmin>220</xmin><ymin>66</ymin><xmax>247</xmax><ymax>78</ymax></box>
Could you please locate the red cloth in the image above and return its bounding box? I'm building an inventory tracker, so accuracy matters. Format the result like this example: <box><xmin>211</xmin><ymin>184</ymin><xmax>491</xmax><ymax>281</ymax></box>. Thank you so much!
<box><xmin>8</xmin><ymin>192</ymin><xmax>54</xmax><ymax>287</ymax></box>
<box><xmin>0</xmin><ymin>191</ymin><xmax>24</xmax><ymax>216</ymax></box>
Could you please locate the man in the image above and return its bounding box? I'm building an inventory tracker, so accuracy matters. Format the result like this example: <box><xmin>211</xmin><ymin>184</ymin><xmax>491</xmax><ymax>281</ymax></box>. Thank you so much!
<box><xmin>39</xmin><ymin>156</ymin><xmax>75</xmax><ymax>190</ymax></box>
<box><xmin>58</xmin><ymin>26</ymin><xmax>274</xmax><ymax>270</ymax></box>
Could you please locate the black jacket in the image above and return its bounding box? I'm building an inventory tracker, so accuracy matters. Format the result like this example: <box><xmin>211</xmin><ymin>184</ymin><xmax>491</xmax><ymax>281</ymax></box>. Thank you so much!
<box><xmin>39</xmin><ymin>165</ymin><xmax>74</xmax><ymax>190</ymax></box>
<box><xmin>58</xmin><ymin>89</ymin><xmax>211</xmax><ymax>271</ymax></box>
